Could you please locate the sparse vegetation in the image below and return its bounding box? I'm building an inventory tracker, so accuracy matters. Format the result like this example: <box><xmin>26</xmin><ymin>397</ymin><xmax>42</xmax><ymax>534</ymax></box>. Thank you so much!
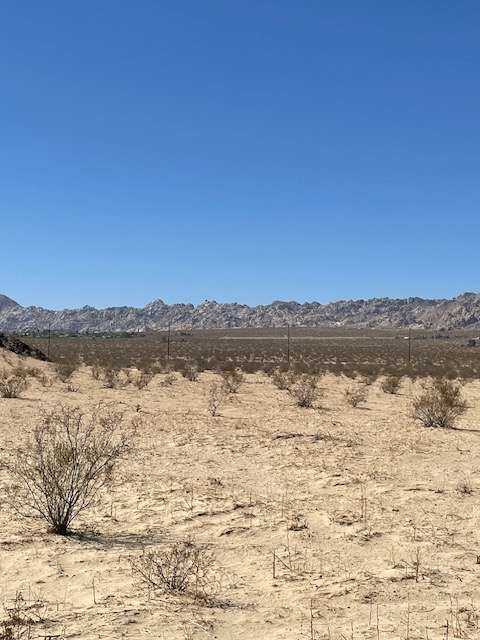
<box><xmin>219</xmin><ymin>368</ymin><xmax>244</xmax><ymax>394</ymax></box>
<box><xmin>381</xmin><ymin>375</ymin><xmax>401</xmax><ymax>394</ymax></box>
<box><xmin>270</xmin><ymin>368</ymin><xmax>294</xmax><ymax>390</ymax></box>
<box><xmin>207</xmin><ymin>382</ymin><xmax>227</xmax><ymax>416</ymax></box>
<box><xmin>412</xmin><ymin>377</ymin><xmax>467</xmax><ymax>428</ymax></box>
<box><xmin>132</xmin><ymin>540</ymin><xmax>220</xmax><ymax>602</ymax></box>
<box><xmin>288</xmin><ymin>373</ymin><xmax>319</xmax><ymax>408</ymax></box>
<box><xmin>344</xmin><ymin>384</ymin><xmax>368</xmax><ymax>407</ymax></box>
<box><xmin>181</xmin><ymin>361</ymin><xmax>199</xmax><ymax>382</ymax></box>
<box><xmin>55</xmin><ymin>361</ymin><xmax>77</xmax><ymax>383</ymax></box>
<box><xmin>7</xmin><ymin>404</ymin><xmax>133</xmax><ymax>535</ymax></box>
<box><xmin>0</xmin><ymin>370</ymin><xmax>28</xmax><ymax>398</ymax></box>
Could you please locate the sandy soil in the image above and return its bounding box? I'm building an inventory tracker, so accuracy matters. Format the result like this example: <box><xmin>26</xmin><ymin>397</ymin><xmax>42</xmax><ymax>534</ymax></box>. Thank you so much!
<box><xmin>1</xmin><ymin>349</ymin><xmax>480</xmax><ymax>639</ymax></box>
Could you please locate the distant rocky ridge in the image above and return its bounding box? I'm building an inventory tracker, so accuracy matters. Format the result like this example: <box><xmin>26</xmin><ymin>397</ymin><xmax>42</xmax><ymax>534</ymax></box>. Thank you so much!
<box><xmin>0</xmin><ymin>292</ymin><xmax>479</xmax><ymax>333</ymax></box>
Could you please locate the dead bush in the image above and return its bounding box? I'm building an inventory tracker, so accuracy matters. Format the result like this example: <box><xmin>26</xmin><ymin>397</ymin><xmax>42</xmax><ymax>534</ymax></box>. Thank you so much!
<box><xmin>0</xmin><ymin>371</ymin><xmax>28</xmax><ymax>399</ymax></box>
<box><xmin>181</xmin><ymin>362</ymin><xmax>199</xmax><ymax>382</ymax></box>
<box><xmin>7</xmin><ymin>404</ymin><xmax>133</xmax><ymax>535</ymax></box>
<box><xmin>102</xmin><ymin>367</ymin><xmax>123</xmax><ymax>389</ymax></box>
<box><xmin>91</xmin><ymin>363</ymin><xmax>102</xmax><ymax>380</ymax></box>
<box><xmin>288</xmin><ymin>374</ymin><xmax>319</xmax><ymax>408</ymax></box>
<box><xmin>271</xmin><ymin>368</ymin><xmax>294</xmax><ymax>390</ymax></box>
<box><xmin>219</xmin><ymin>368</ymin><xmax>244</xmax><ymax>394</ymax></box>
<box><xmin>344</xmin><ymin>384</ymin><xmax>368</xmax><ymax>407</ymax></box>
<box><xmin>133</xmin><ymin>370</ymin><xmax>154</xmax><ymax>390</ymax></box>
<box><xmin>161</xmin><ymin>372</ymin><xmax>176</xmax><ymax>386</ymax></box>
<box><xmin>412</xmin><ymin>378</ymin><xmax>467</xmax><ymax>428</ymax></box>
<box><xmin>1</xmin><ymin>591</ymin><xmax>49</xmax><ymax>639</ymax></box>
<box><xmin>132</xmin><ymin>540</ymin><xmax>220</xmax><ymax>602</ymax></box>
<box><xmin>207</xmin><ymin>382</ymin><xmax>227</xmax><ymax>416</ymax></box>
<box><xmin>381</xmin><ymin>375</ymin><xmax>401</xmax><ymax>394</ymax></box>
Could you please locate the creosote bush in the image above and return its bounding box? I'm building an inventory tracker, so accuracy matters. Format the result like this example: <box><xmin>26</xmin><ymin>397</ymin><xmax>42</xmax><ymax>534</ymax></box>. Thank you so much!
<box><xmin>381</xmin><ymin>375</ymin><xmax>401</xmax><ymax>394</ymax></box>
<box><xmin>270</xmin><ymin>368</ymin><xmax>294</xmax><ymax>391</ymax></box>
<box><xmin>344</xmin><ymin>384</ymin><xmax>368</xmax><ymax>408</ymax></box>
<box><xmin>181</xmin><ymin>362</ymin><xmax>199</xmax><ymax>382</ymax></box>
<box><xmin>132</xmin><ymin>540</ymin><xmax>220</xmax><ymax>602</ymax></box>
<box><xmin>161</xmin><ymin>372</ymin><xmax>176</xmax><ymax>386</ymax></box>
<box><xmin>0</xmin><ymin>370</ymin><xmax>29</xmax><ymax>399</ymax></box>
<box><xmin>219</xmin><ymin>368</ymin><xmax>244</xmax><ymax>394</ymax></box>
<box><xmin>207</xmin><ymin>382</ymin><xmax>227</xmax><ymax>416</ymax></box>
<box><xmin>102</xmin><ymin>366</ymin><xmax>123</xmax><ymax>389</ymax></box>
<box><xmin>412</xmin><ymin>378</ymin><xmax>467</xmax><ymax>428</ymax></box>
<box><xmin>8</xmin><ymin>404</ymin><xmax>134</xmax><ymax>535</ymax></box>
<box><xmin>288</xmin><ymin>373</ymin><xmax>319</xmax><ymax>408</ymax></box>
<box><xmin>133</xmin><ymin>370</ymin><xmax>154</xmax><ymax>390</ymax></box>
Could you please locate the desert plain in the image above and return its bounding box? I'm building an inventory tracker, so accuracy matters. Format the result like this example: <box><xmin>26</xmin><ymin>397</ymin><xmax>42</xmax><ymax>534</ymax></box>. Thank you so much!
<box><xmin>1</xmin><ymin>348</ymin><xmax>480</xmax><ymax>639</ymax></box>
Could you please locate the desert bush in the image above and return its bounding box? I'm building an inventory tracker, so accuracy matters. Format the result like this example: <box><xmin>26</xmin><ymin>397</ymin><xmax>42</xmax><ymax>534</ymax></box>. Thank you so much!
<box><xmin>10</xmin><ymin>364</ymin><xmax>29</xmax><ymax>380</ymax></box>
<box><xmin>38</xmin><ymin>373</ymin><xmax>54</xmax><ymax>388</ymax></box>
<box><xmin>91</xmin><ymin>363</ymin><xmax>102</xmax><ymax>380</ymax></box>
<box><xmin>181</xmin><ymin>362</ymin><xmax>199</xmax><ymax>382</ymax></box>
<box><xmin>132</xmin><ymin>540</ymin><xmax>220</xmax><ymax>601</ymax></box>
<box><xmin>0</xmin><ymin>591</ymin><xmax>49</xmax><ymax>639</ymax></box>
<box><xmin>288</xmin><ymin>373</ymin><xmax>319</xmax><ymax>408</ymax></box>
<box><xmin>55</xmin><ymin>362</ymin><xmax>77</xmax><ymax>383</ymax></box>
<box><xmin>133</xmin><ymin>370</ymin><xmax>154</xmax><ymax>390</ymax></box>
<box><xmin>7</xmin><ymin>404</ymin><xmax>133</xmax><ymax>535</ymax></box>
<box><xmin>359</xmin><ymin>372</ymin><xmax>378</xmax><ymax>386</ymax></box>
<box><xmin>381</xmin><ymin>375</ymin><xmax>401</xmax><ymax>394</ymax></box>
<box><xmin>412</xmin><ymin>378</ymin><xmax>467</xmax><ymax>428</ymax></box>
<box><xmin>102</xmin><ymin>367</ymin><xmax>123</xmax><ymax>389</ymax></box>
<box><xmin>207</xmin><ymin>382</ymin><xmax>227</xmax><ymax>416</ymax></box>
<box><xmin>344</xmin><ymin>384</ymin><xmax>368</xmax><ymax>407</ymax></box>
<box><xmin>219</xmin><ymin>368</ymin><xmax>244</xmax><ymax>394</ymax></box>
<box><xmin>271</xmin><ymin>368</ymin><xmax>294</xmax><ymax>390</ymax></box>
<box><xmin>0</xmin><ymin>370</ymin><xmax>28</xmax><ymax>399</ymax></box>
<box><xmin>161</xmin><ymin>372</ymin><xmax>176</xmax><ymax>386</ymax></box>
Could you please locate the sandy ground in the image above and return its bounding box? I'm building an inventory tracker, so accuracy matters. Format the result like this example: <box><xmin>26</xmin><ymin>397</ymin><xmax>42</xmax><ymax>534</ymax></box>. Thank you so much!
<box><xmin>1</xmin><ymin>349</ymin><xmax>480</xmax><ymax>639</ymax></box>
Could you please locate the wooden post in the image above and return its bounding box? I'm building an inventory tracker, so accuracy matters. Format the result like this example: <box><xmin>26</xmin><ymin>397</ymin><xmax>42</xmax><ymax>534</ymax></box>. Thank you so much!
<box><xmin>47</xmin><ymin>323</ymin><xmax>51</xmax><ymax>359</ymax></box>
<box><xmin>408</xmin><ymin>328</ymin><xmax>412</xmax><ymax>364</ymax></box>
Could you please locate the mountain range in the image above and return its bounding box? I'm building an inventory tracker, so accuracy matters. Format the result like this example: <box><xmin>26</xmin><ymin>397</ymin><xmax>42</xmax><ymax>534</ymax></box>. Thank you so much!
<box><xmin>1</xmin><ymin>292</ymin><xmax>480</xmax><ymax>333</ymax></box>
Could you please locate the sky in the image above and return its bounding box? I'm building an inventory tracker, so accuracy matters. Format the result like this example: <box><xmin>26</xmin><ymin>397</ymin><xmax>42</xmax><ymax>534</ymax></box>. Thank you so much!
<box><xmin>1</xmin><ymin>1</ymin><xmax>479</xmax><ymax>310</ymax></box>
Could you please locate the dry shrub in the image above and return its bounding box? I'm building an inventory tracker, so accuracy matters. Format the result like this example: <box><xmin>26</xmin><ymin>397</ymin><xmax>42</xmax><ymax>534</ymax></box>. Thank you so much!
<box><xmin>102</xmin><ymin>367</ymin><xmax>123</xmax><ymax>389</ymax></box>
<box><xmin>55</xmin><ymin>362</ymin><xmax>77</xmax><ymax>383</ymax></box>
<box><xmin>132</xmin><ymin>540</ymin><xmax>220</xmax><ymax>602</ymax></box>
<box><xmin>181</xmin><ymin>362</ymin><xmax>199</xmax><ymax>382</ymax></box>
<box><xmin>412</xmin><ymin>378</ymin><xmax>467</xmax><ymax>428</ymax></box>
<box><xmin>7</xmin><ymin>404</ymin><xmax>133</xmax><ymax>535</ymax></box>
<box><xmin>381</xmin><ymin>375</ymin><xmax>401</xmax><ymax>394</ymax></box>
<box><xmin>161</xmin><ymin>372</ymin><xmax>176</xmax><ymax>387</ymax></box>
<box><xmin>359</xmin><ymin>372</ymin><xmax>378</xmax><ymax>386</ymax></box>
<box><xmin>289</xmin><ymin>373</ymin><xmax>319</xmax><ymax>408</ymax></box>
<box><xmin>271</xmin><ymin>368</ymin><xmax>294</xmax><ymax>390</ymax></box>
<box><xmin>133</xmin><ymin>370</ymin><xmax>154</xmax><ymax>390</ymax></box>
<box><xmin>0</xmin><ymin>370</ymin><xmax>28</xmax><ymax>399</ymax></box>
<box><xmin>0</xmin><ymin>591</ymin><xmax>49</xmax><ymax>639</ymax></box>
<box><xmin>219</xmin><ymin>368</ymin><xmax>244</xmax><ymax>394</ymax></box>
<box><xmin>207</xmin><ymin>382</ymin><xmax>227</xmax><ymax>416</ymax></box>
<box><xmin>91</xmin><ymin>363</ymin><xmax>102</xmax><ymax>380</ymax></box>
<box><xmin>344</xmin><ymin>384</ymin><xmax>368</xmax><ymax>407</ymax></box>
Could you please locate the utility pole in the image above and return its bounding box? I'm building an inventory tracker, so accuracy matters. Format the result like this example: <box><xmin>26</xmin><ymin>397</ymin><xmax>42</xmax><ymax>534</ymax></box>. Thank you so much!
<box><xmin>408</xmin><ymin>328</ymin><xmax>412</xmax><ymax>364</ymax></box>
<box><xmin>167</xmin><ymin>322</ymin><xmax>171</xmax><ymax>360</ymax></box>
<box><xmin>47</xmin><ymin>322</ymin><xmax>51</xmax><ymax>360</ymax></box>
<box><xmin>287</xmin><ymin>324</ymin><xmax>291</xmax><ymax>367</ymax></box>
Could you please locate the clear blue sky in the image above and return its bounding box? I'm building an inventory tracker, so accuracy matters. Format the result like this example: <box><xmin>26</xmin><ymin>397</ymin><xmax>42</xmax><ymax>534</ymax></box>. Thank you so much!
<box><xmin>1</xmin><ymin>1</ymin><xmax>479</xmax><ymax>309</ymax></box>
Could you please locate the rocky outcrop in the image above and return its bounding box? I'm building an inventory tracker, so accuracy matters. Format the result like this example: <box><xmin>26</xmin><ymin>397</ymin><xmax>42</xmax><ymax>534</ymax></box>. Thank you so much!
<box><xmin>0</xmin><ymin>333</ymin><xmax>49</xmax><ymax>360</ymax></box>
<box><xmin>0</xmin><ymin>292</ymin><xmax>479</xmax><ymax>333</ymax></box>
